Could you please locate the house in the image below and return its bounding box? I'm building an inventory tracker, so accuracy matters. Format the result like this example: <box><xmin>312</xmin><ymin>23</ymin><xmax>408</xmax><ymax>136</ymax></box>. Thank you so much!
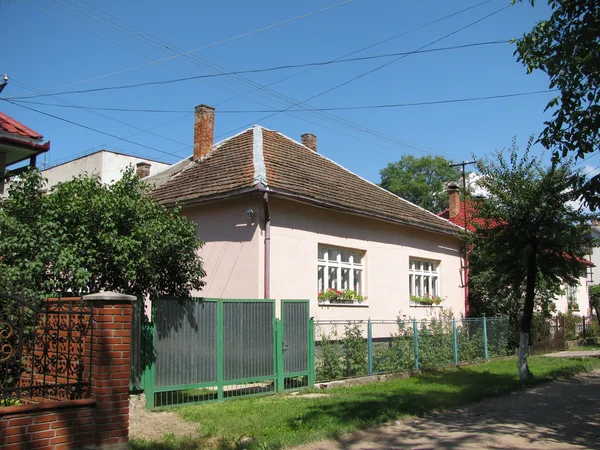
<box><xmin>40</xmin><ymin>149</ymin><xmax>170</xmax><ymax>189</ymax></box>
<box><xmin>588</xmin><ymin>222</ymin><xmax>600</xmax><ymax>286</ymax></box>
<box><xmin>0</xmin><ymin>111</ymin><xmax>50</xmax><ymax>195</ymax></box>
<box><xmin>148</xmin><ymin>105</ymin><xmax>466</xmax><ymax>326</ymax></box>
<box><xmin>438</xmin><ymin>183</ymin><xmax>591</xmax><ymax>315</ymax></box>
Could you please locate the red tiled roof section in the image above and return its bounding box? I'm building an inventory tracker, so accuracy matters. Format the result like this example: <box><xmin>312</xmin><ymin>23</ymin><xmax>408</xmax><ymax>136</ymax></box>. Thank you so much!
<box><xmin>262</xmin><ymin>130</ymin><xmax>459</xmax><ymax>234</ymax></box>
<box><xmin>0</xmin><ymin>112</ymin><xmax>43</xmax><ymax>139</ymax></box>
<box><xmin>150</xmin><ymin>129</ymin><xmax>255</xmax><ymax>204</ymax></box>
<box><xmin>438</xmin><ymin>199</ymin><xmax>487</xmax><ymax>232</ymax></box>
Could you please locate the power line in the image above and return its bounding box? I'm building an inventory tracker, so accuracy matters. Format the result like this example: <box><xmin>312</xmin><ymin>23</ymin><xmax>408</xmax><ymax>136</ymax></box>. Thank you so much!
<box><xmin>3</xmin><ymin>40</ymin><xmax>509</xmax><ymax>100</ymax></box>
<box><xmin>220</xmin><ymin>3</ymin><xmax>512</xmax><ymax>137</ymax></box>
<box><xmin>21</xmin><ymin>0</ymin><xmax>497</xmax><ymax>159</ymax></box>
<box><xmin>8</xmin><ymin>77</ymin><xmax>191</xmax><ymax>150</ymax></box>
<box><xmin>7</xmin><ymin>89</ymin><xmax>558</xmax><ymax>113</ymax></box>
<box><xmin>15</xmin><ymin>0</ymin><xmax>355</xmax><ymax>97</ymax></box>
<box><xmin>4</xmin><ymin>99</ymin><xmax>184</xmax><ymax>160</ymax></box>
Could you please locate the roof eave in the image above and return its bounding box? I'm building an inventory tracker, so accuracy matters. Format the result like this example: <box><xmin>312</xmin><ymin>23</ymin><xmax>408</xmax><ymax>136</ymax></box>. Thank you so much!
<box><xmin>156</xmin><ymin>185</ymin><xmax>462</xmax><ymax>237</ymax></box>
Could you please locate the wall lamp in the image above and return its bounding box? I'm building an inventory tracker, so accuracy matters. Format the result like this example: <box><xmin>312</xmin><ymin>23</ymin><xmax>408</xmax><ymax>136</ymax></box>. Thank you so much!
<box><xmin>246</xmin><ymin>206</ymin><xmax>255</xmax><ymax>220</ymax></box>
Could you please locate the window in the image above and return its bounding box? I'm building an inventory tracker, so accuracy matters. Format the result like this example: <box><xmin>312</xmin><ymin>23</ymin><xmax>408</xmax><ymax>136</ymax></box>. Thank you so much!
<box><xmin>567</xmin><ymin>284</ymin><xmax>579</xmax><ymax>310</ymax></box>
<box><xmin>317</xmin><ymin>245</ymin><xmax>364</xmax><ymax>304</ymax></box>
<box><xmin>409</xmin><ymin>258</ymin><xmax>440</xmax><ymax>305</ymax></box>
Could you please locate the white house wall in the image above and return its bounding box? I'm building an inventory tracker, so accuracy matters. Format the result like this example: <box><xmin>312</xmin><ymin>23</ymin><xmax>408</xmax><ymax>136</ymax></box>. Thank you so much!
<box><xmin>41</xmin><ymin>151</ymin><xmax>170</xmax><ymax>188</ymax></box>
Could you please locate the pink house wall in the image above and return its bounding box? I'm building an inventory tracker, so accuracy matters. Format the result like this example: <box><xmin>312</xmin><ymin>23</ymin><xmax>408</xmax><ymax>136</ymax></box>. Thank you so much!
<box><xmin>185</xmin><ymin>196</ymin><xmax>263</xmax><ymax>299</ymax></box>
<box><xmin>180</xmin><ymin>195</ymin><xmax>465</xmax><ymax>329</ymax></box>
<box><xmin>268</xmin><ymin>198</ymin><xmax>465</xmax><ymax>323</ymax></box>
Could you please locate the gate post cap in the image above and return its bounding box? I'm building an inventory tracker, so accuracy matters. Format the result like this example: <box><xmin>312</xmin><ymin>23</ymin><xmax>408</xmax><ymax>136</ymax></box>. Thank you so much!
<box><xmin>83</xmin><ymin>291</ymin><xmax>137</xmax><ymax>304</ymax></box>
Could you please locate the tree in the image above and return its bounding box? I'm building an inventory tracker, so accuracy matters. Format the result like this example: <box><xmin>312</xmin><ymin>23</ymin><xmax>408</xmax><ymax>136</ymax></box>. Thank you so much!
<box><xmin>589</xmin><ymin>284</ymin><xmax>600</xmax><ymax>324</ymax></box>
<box><xmin>513</xmin><ymin>0</ymin><xmax>600</xmax><ymax>208</ymax></box>
<box><xmin>470</xmin><ymin>138</ymin><xmax>594</xmax><ymax>380</ymax></box>
<box><xmin>0</xmin><ymin>168</ymin><xmax>205</xmax><ymax>301</ymax></box>
<box><xmin>379</xmin><ymin>155</ymin><xmax>462</xmax><ymax>212</ymax></box>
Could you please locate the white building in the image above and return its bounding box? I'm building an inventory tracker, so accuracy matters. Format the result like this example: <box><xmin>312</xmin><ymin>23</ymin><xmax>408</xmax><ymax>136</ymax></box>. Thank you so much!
<box><xmin>41</xmin><ymin>150</ymin><xmax>169</xmax><ymax>188</ymax></box>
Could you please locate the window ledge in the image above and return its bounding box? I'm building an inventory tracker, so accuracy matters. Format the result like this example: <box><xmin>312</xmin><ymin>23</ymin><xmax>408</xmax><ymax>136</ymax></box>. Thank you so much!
<box><xmin>318</xmin><ymin>301</ymin><xmax>368</xmax><ymax>307</ymax></box>
<box><xmin>409</xmin><ymin>304</ymin><xmax>444</xmax><ymax>308</ymax></box>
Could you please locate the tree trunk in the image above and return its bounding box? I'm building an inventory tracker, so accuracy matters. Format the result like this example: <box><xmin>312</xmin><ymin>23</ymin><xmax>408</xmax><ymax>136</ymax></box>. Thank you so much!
<box><xmin>518</xmin><ymin>241</ymin><xmax>537</xmax><ymax>381</ymax></box>
<box><xmin>518</xmin><ymin>331</ymin><xmax>532</xmax><ymax>380</ymax></box>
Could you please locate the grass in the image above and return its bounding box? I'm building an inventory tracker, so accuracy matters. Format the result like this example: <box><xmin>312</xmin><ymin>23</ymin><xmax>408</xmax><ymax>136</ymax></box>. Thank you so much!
<box><xmin>130</xmin><ymin>355</ymin><xmax>600</xmax><ymax>450</ymax></box>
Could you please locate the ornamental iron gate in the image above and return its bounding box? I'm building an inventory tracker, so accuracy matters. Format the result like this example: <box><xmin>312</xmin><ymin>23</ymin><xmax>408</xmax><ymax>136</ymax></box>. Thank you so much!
<box><xmin>143</xmin><ymin>298</ymin><xmax>313</xmax><ymax>409</ymax></box>
<box><xmin>0</xmin><ymin>293</ymin><xmax>93</xmax><ymax>406</ymax></box>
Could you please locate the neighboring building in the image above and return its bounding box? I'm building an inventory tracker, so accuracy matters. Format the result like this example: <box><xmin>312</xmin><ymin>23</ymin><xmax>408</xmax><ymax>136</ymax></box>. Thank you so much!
<box><xmin>148</xmin><ymin>105</ymin><xmax>466</xmax><ymax>325</ymax></box>
<box><xmin>438</xmin><ymin>183</ymin><xmax>591</xmax><ymax>316</ymax></box>
<box><xmin>0</xmin><ymin>111</ymin><xmax>50</xmax><ymax>195</ymax></box>
<box><xmin>41</xmin><ymin>150</ymin><xmax>170</xmax><ymax>188</ymax></box>
<box><xmin>588</xmin><ymin>223</ymin><xmax>600</xmax><ymax>285</ymax></box>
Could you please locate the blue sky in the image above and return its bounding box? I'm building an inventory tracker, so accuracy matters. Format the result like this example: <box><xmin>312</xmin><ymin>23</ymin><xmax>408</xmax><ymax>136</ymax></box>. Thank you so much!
<box><xmin>2</xmin><ymin>0</ymin><xmax>594</xmax><ymax>183</ymax></box>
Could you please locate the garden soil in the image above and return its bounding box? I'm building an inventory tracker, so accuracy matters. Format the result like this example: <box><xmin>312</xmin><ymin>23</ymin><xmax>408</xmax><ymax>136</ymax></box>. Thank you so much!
<box><xmin>129</xmin><ymin>394</ymin><xmax>199</xmax><ymax>441</ymax></box>
<box><xmin>294</xmin><ymin>368</ymin><xmax>600</xmax><ymax>450</ymax></box>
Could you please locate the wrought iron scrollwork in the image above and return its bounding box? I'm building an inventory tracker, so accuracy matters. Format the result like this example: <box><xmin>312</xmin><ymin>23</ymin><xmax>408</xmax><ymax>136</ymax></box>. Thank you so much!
<box><xmin>0</xmin><ymin>293</ymin><xmax>93</xmax><ymax>406</ymax></box>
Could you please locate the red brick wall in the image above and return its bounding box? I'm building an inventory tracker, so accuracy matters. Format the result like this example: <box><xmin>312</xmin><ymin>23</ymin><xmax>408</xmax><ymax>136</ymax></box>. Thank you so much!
<box><xmin>0</xmin><ymin>400</ymin><xmax>95</xmax><ymax>450</ymax></box>
<box><xmin>90</xmin><ymin>298</ymin><xmax>134</xmax><ymax>447</ymax></box>
<box><xmin>0</xmin><ymin>292</ymin><xmax>136</xmax><ymax>450</ymax></box>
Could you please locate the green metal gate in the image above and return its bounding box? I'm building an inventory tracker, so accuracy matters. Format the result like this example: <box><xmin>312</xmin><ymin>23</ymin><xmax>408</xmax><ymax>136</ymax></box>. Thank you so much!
<box><xmin>143</xmin><ymin>298</ymin><xmax>313</xmax><ymax>409</ymax></box>
<box><xmin>278</xmin><ymin>300</ymin><xmax>315</xmax><ymax>390</ymax></box>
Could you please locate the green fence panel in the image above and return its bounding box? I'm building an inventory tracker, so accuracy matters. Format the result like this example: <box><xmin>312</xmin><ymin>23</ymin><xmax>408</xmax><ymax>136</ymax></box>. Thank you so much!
<box><xmin>281</xmin><ymin>300</ymin><xmax>312</xmax><ymax>391</ymax></box>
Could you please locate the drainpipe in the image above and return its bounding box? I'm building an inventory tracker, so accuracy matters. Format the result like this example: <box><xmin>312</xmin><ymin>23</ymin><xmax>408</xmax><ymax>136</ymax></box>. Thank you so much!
<box><xmin>263</xmin><ymin>192</ymin><xmax>271</xmax><ymax>299</ymax></box>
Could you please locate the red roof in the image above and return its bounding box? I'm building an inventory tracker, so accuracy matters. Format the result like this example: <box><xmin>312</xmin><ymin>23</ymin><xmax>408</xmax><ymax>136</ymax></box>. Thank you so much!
<box><xmin>439</xmin><ymin>199</ymin><xmax>594</xmax><ymax>266</ymax></box>
<box><xmin>437</xmin><ymin>199</ymin><xmax>487</xmax><ymax>232</ymax></box>
<box><xmin>0</xmin><ymin>112</ymin><xmax>44</xmax><ymax>140</ymax></box>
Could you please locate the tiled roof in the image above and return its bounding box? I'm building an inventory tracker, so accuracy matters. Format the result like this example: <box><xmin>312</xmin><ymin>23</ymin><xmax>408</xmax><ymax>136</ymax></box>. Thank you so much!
<box><xmin>0</xmin><ymin>112</ymin><xmax>43</xmax><ymax>140</ymax></box>
<box><xmin>149</xmin><ymin>126</ymin><xmax>461</xmax><ymax>235</ymax></box>
<box><xmin>438</xmin><ymin>199</ymin><xmax>486</xmax><ymax>232</ymax></box>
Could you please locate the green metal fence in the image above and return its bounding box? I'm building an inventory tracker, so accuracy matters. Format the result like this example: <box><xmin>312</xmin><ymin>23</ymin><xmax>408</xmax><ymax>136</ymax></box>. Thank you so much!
<box><xmin>315</xmin><ymin>316</ymin><xmax>511</xmax><ymax>382</ymax></box>
<box><xmin>143</xmin><ymin>298</ymin><xmax>314</xmax><ymax>409</ymax></box>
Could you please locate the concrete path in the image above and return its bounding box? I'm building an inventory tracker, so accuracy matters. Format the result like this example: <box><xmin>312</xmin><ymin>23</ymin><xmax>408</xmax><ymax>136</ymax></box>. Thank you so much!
<box><xmin>294</xmin><ymin>368</ymin><xmax>600</xmax><ymax>450</ymax></box>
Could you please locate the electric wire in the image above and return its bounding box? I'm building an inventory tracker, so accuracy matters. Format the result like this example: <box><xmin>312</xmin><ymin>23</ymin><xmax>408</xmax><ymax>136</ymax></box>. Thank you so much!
<box><xmin>219</xmin><ymin>3</ymin><xmax>512</xmax><ymax>138</ymax></box>
<box><xmin>4</xmin><ymin>99</ymin><xmax>184</xmax><ymax>160</ymax></box>
<box><xmin>3</xmin><ymin>40</ymin><xmax>509</xmax><ymax>100</ymax></box>
<box><xmin>15</xmin><ymin>0</ymin><xmax>355</xmax><ymax>97</ymax></box>
<box><xmin>23</xmin><ymin>0</ymin><xmax>498</xmax><ymax>158</ymax></box>
<box><xmin>6</xmin><ymin>89</ymin><xmax>558</xmax><ymax>113</ymax></box>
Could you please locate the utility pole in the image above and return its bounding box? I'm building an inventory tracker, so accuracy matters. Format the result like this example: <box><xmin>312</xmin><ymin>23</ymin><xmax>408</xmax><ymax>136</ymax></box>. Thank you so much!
<box><xmin>449</xmin><ymin>161</ymin><xmax>476</xmax><ymax>231</ymax></box>
<box><xmin>450</xmin><ymin>160</ymin><xmax>476</xmax><ymax>317</ymax></box>
<box><xmin>0</xmin><ymin>75</ymin><xmax>8</xmax><ymax>95</ymax></box>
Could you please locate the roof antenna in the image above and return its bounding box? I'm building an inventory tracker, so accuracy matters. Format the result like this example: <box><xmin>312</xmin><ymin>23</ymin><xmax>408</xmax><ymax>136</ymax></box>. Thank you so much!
<box><xmin>0</xmin><ymin>74</ymin><xmax>8</xmax><ymax>95</ymax></box>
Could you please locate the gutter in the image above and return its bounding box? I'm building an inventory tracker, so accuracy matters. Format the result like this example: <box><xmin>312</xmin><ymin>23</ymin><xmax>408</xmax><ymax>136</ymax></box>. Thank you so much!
<box><xmin>263</xmin><ymin>192</ymin><xmax>271</xmax><ymax>300</ymax></box>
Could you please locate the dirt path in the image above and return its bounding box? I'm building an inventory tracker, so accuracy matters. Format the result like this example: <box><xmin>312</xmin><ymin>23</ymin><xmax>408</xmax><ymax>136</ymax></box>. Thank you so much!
<box><xmin>294</xmin><ymin>369</ymin><xmax>600</xmax><ymax>450</ymax></box>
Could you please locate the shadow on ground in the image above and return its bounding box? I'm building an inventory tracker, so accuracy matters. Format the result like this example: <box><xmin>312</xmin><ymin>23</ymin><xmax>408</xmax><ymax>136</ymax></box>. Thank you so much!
<box><xmin>298</xmin><ymin>367</ymin><xmax>600</xmax><ymax>449</ymax></box>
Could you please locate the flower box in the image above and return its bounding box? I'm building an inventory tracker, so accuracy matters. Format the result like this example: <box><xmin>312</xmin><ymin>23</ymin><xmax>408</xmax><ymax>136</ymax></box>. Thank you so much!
<box><xmin>318</xmin><ymin>289</ymin><xmax>367</xmax><ymax>306</ymax></box>
<box><xmin>409</xmin><ymin>294</ymin><xmax>444</xmax><ymax>307</ymax></box>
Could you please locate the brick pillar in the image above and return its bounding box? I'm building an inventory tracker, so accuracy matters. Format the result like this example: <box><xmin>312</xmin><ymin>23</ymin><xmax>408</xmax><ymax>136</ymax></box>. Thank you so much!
<box><xmin>84</xmin><ymin>291</ymin><xmax>136</xmax><ymax>449</ymax></box>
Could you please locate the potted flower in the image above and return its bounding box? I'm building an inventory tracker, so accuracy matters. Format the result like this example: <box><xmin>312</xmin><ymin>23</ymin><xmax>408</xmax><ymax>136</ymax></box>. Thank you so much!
<box><xmin>568</xmin><ymin>299</ymin><xmax>579</xmax><ymax>311</ymax></box>
<box><xmin>318</xmin><ymin>288</ymin><xmax>343</xmax><ymax>303</ymax></box>
<box><xmin>410</xmin><ymin>294</ymin><xmax>444</xmax><ymax>306</ymax></box>
<box><xmin>318</xmin><ymin>289</ymin><xmax>367</xmax><ymax>304</ymax></box>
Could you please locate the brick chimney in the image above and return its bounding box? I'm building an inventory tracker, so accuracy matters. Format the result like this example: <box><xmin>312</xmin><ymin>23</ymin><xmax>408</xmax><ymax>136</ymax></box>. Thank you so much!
<box><xmin>301</xmin><ymin>133</ymin><xmax>317</xmax><ymax>152</ymax></box>
<box><xmin>136</xmin><ymin>161</ymin><xmax>151</xmax><ymax>178</ymax></box>
<box><xmin>448</xmin><ymin>182</ymin><xmax>461</xmax><ymax>219</ymax></box>
<box><xmin>194</xmin><ymin>104</ymin><xmax>215</xmax><ymax>161</ymax></box>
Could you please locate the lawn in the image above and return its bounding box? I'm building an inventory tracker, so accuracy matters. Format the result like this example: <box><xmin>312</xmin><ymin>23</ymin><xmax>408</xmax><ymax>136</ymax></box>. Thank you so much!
<box><xmin>130</xmin><ymin>356</ymin><xmax>600</xmax><ymax>450</ymax></box>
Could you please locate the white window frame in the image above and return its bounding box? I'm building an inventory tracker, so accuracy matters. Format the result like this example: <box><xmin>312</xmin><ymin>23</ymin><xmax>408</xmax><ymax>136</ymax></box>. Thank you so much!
<box><xmin>317</xmin><ymin>245</ymin><xmax>365</xmax><ymax>304</ymax></box>
<box><xmin>409</xmin><ymin>258</ymin><xmax>441</xmax><ymax>306</ymax></box>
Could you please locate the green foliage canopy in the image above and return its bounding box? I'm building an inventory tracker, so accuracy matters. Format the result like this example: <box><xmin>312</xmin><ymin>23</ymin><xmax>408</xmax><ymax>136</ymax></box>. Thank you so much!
<box><xmin>467</xmin><ymin>138</ymin><xmax>594</xmax><ymax>378</ymax></box>
<box><xmin>513</xmin><ymin>0</ymin><xmax>600</xmax><ymax>208</ymax></box>
<box><xmin>0</xmin><ymin>168</ymin><xmax>205</xmax><ymax>300</ymax></box>
<box><xmin>379</xmin><ymin>155</ymin><xmax>461</xmax><ymax>212</ymax></box>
